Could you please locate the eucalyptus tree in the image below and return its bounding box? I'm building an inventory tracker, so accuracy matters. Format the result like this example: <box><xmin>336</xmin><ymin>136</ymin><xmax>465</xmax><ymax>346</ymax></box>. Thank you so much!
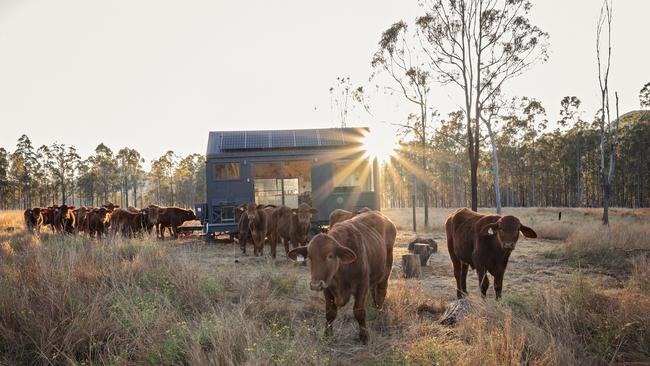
<box><xmin>44</xmin><ymin>142</ymin><xmax>80</xmax><ymax>204</ymax></box>
<box><xmin>415</xmin><ymin>0</ymin><xmax>548</xmax><ymax>211</ymax></box>
<box><xmin>596</xmin><ymin>0</ymin><xmax>617</xmax><ymax>225</ymax></box>
<box><xmin>0</xmin><ymin>148</ymin><xmax>9</xmax><ymax>209</ymax></box>
<box><xmin>559</xmin><ymin>96</ymin><xmax>586</xmax><ymax>206</ymax></box>
<box><xmin>10</xmin><ymin>135</ymin><xmax>38</xmax><ymax>208</ymax></box>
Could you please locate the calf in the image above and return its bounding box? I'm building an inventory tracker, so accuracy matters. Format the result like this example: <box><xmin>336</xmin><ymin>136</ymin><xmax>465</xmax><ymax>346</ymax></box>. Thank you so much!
<box><xmin>156</xmin><ymin>207</ymin><xmax>196</xmax><ymax>239</ymax></box>
<box><xmin>236</xmin><ymin>204</ymin><xmax>251</xmax><ymax>254</ymax></box>
<box><xmin>271</xmin><ymin>203</ymin><xmax>318</xmax><ymax>258</ymax></box>
<box><xmin>328</xmin><ymin>207</ymin><xmax>372</xmax><ymax>227</ymax></box>
<box><xmin>445</xmin><ymin>208</ymin><xmax>537</xmax><ymax>300</ymax></box>
<box><xmin>244</xmin><ymin>203</ymin><xmax>270</xmax><ymax>256</ymax></box>
<box><xmin>110</xmin><ymin>208</ymin><xmax>148</xmax><ymax>237</ymax></box>
<box><xmin>288</xmin><ymin>211</ymin><xmax>396</xmax><ymax>343</ymax></box>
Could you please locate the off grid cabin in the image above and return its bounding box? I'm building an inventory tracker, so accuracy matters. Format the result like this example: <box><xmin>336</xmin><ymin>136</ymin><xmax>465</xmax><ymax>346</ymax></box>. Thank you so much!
<box><xmin>201</xmin><ymin>127</ymin><xmax>380</xmax><ymax>235</ymax></box>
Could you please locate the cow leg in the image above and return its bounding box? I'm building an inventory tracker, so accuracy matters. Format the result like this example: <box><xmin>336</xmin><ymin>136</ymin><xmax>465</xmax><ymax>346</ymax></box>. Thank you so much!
<box><xmin>160</xmin><ymin>225</ymin><xmax>165</xmax><ymax>240</ymax></box>
<box><xmin>240</xmin><ymin>236</ymin><xmax>247</xmax><ymax>254</ymax></box>
<box><xmin>494</xmin><ymin>271</ymin><xmax>504</xmax><ymax>300</ymax></box>
<box><xmin>477</xmin><ymin>267</ymin><xmax>490</xmax><ymax>297</ymax></box>
<box><xmin>283</xmin><ymin>237</ymin><xmax>290</xmax><ymax>255</ymax></box>
<box><xmin>353</xmin><ymin>289</ymin><xmax>369</xmax><ymax>344</ymax></box>
<box><xmin>451</xmin><ymin>258</ymin><xmax>464</xmax><ymax>299</ymax></box>
<box><xmin>172</xmin><ymin>226</ymin><xmax>178</xmax><ymax>239</ymax></box>
<box><xmin>460</xmin><ymin>263</ymin><xmax>469</xmax><ymax>296</ymax></box>
<box><xmin>372</xmin><ymin>279</ymin><xmax>389</xmax><ymax>309</ymax></box>
<box><xmin>270</xmin><ymin>234</ymin><xmax>277</xmax><ymax>259</ymax></box>
<box><xmin>324</xmin><ymin>289</ymin><xmax>337</xmax><ymax>338</ymax></box>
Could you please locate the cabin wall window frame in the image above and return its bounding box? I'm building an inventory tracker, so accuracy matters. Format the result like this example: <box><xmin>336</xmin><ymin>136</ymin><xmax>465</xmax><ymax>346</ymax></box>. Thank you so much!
<box><xmin>213</xmin><ymin>162</ymin><xmax>241</xmax><ymax>181</ymax></box>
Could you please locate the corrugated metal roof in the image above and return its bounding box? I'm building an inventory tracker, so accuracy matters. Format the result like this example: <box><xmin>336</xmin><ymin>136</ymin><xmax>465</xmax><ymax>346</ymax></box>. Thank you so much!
<box><xmin>207</xmin><ymin>127</ymin><xmax>367</xmax><ymax>156</ymax></box>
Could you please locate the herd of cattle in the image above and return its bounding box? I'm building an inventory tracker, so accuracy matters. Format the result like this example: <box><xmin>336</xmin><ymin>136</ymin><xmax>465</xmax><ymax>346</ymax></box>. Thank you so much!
<box><xmin>21</xmin><ymin>201</ymin><xmax>537</xmax><ymax>344</ymax></box>
<box><xmin>236</xmin><ymin>202</ymin><xmax>537</xmax><ymax>343</ymax></box>
<box><xmin>23</xmin><ymin>204</ymin><xmax>197</xmax><ymax>239</ymax></box>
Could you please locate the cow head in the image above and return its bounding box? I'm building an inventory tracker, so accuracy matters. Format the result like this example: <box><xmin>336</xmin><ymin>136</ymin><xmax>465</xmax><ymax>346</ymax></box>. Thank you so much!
<box><xmin>291</xmin><ymin>203</ymin><xmax>318</xmax><ymax>243</ymax></box>
<box><xmin>102</xmin><ymin>203</ymin><xmax>120</xmax><ymax>212</ymax></box>
<box><xmin>480</xmin><ymin>215</ymin><xmax>537</xmax><ymax>251</ymax></box>
<box><xmin>95</xmin><ymin>207</ymin><xmax>111</xmax><ymax>227</ymax></box>
<box><xmin>245</xmin><ymin>203</ymin><xmax>264</xmax><ymax>222</ymax></box>
<box><xmin>144</xmin><ymin>205</ymin><xmax>160</xmax><ymax>226</ymax></box>
<box><xmin>185</xmin><ymin>209</ymin><xmax>196</xmax><ymax>221</ymax></box>
<box><xmin>288</xmin><ymin>233</ymin><xmax>356</xmax><ymax>291</ymax></box>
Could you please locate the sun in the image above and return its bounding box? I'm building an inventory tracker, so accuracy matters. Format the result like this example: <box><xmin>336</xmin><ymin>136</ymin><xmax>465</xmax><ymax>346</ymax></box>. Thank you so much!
<box><xmin>361</xmin><ymin>127</ymin><xmax>399</xmax><ymax>163</ymax></box>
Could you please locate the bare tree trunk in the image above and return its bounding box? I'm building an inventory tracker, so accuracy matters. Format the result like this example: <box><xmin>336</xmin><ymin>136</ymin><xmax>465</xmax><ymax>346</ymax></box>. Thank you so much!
<box><xmin>483</xmin><ymin>117</ymin><xmax>502</xmax><ymax>214</ymax></box>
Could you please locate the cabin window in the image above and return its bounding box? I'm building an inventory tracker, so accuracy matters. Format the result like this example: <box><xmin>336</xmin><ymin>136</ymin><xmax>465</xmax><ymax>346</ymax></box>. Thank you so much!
<box><xmin>282</xmin><ymin>160</ymin><xmax>312</xmax><ymax>207</ymax></box>
<box><xmin>214</xmin><ymin>163</ymin><xmax>240</xmax><ymax>180</ymax></box>
<box><xmin>332</xmin><ymin>160</ymin><xmax>372</xmax><ymax>192</ymax></box>
<box><xmin>253</xmin><ymin>162</ymin><xmax>283</xmax><ymax>206</ymax></box>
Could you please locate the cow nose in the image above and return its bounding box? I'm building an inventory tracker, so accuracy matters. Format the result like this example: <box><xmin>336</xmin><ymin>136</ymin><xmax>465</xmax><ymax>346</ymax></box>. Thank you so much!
<box><xmin>310</xmin><ymin>280</ymin><xmax>326</xmax><ymax>291</ymax></box>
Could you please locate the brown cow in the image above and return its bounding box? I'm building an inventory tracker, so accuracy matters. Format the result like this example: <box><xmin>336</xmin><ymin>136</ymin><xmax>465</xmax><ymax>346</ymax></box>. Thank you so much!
<box><xmin>75</xmin><ymin>206</ymin><xmax>91</xmax><ymax>234</ymax></box>
<box><xmin>110</xmin><ymin>208</ymin><xmax>148</xmax><ymax>237</ymax></box>
<box><xmin>445</xmin><ymin>208</ymin><xmax>537</xmax><ymax>300</ymax></box>
<box><xmin>270</xmin><ymin>203</ymin><xmax>318</xmax><ymax>258</ymax></box>
<box><xmin>288</xmin><ymin>211</ymin><xmax>396</xmax><ymax>343</ymax></box>
<box><xmin>24</xmin><ymin>208</ymin><xmax>44</xmax><ymax>234</ymax></box>
<box><xmin>85</xmin><ymin>207</ymin><xmax>112</xmax><ymax>238</ymax></box>
<box><xmin>244</xmin><ymin>203</ymin><xmax>270</xmax><ymax>256</ymax></box>
<box><xmin>24</xmin><ymin>209</ymin><xmax>34</xmax><ymax>232</ymax></box>
<box><xmin>328</xmin><ymin>207</ymin><xmax>372</xmax><ymax>227</ymax></box>
<box><xmin>156</xmin><ymin>207</ymin><xmax>196</xmax><ymax>239</ymax></box>
<box><xmin>236</xmin><ymin>204</ymin><xmax>251</xmax><ymax>254</ymax></box>
<box><xmin>53</xmin><ymin>204</ymin><xmax>76</xmax><ymax>234</ymax></box>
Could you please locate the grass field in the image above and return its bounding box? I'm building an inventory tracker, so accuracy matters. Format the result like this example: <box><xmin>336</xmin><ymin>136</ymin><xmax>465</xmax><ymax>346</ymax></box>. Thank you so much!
<box><xmin>0</xmin><ymin>208</ymin><xmax>648</xmax><ymax>365</ymax></box>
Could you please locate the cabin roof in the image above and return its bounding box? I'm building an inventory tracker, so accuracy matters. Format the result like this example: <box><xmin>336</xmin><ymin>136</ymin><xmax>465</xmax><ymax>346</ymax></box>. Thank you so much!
<box><xmin>206</xmin><ymin>127</ymin><xmax>367</xmax><ymax>157</ymax></box>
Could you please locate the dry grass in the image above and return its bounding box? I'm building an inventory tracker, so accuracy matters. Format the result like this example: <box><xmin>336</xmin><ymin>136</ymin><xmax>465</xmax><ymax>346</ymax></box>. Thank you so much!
<box><xmin>0</xmin><ymin>210</ymin><xmax>24</xmax><ymax>232</ymax></box>
<box><xmin>0</xmin><ymin>209</ymin><xmax>649</xmax><ymax>365</ymax></box>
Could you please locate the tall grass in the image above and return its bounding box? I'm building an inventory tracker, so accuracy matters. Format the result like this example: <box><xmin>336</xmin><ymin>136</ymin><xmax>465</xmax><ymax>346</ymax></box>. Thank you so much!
<box><xmin>0</xmin><ymin>232</ymin><xmax>332</xmax><ymax>365</ymax></box>
<box><xmin>1</xmin><ymin>209</ymin><xmax>649</xmax><ymax>365</ymax></box>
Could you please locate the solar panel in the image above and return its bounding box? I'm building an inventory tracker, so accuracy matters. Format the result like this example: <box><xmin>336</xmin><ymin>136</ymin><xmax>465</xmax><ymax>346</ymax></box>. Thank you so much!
<box><xmin>246</xmin><ymin>131</ymin><xmax>269</xmax><ymax>149</ymax></box>
<box><xmin>294</xmin><ymin>129</ymin><xmax>319</xmax><ymax>147</ymax></box>
<box><xmin>210</xmin><ymin>128</ymin><xmax>368</xmax><ymax>154</ymax></box>
<box><xmin>221</xmin><ymin>131</ymin><xmax>245</xmax><ymax>150</ymax></box>
<box><xmin>319</xmin><ymin>129</ymin><xmax>346</xmax><ymax>146</ymax></box>
<box><xmin>270</xmin><ymin>130</ymin><xmax>294</xmax><ymax>148</ymax></box>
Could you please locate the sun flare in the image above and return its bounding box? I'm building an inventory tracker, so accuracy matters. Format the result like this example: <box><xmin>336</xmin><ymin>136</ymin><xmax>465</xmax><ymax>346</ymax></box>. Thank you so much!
<box><xmin>361</xmin><ymin>127</ymin><xmax>399</xmax><ymax>163</ymax></box>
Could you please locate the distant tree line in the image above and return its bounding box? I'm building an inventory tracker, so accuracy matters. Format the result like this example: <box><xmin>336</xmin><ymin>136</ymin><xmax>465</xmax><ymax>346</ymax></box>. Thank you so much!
<box><xmin>380</xmin><ymin>95</ymin><xmax>650</xmax><ymax>210</ymax></box>
<box><xmin>0</xmin><ymin>137</ymin><xmax>205</xmax><ymax>210</ymax></box>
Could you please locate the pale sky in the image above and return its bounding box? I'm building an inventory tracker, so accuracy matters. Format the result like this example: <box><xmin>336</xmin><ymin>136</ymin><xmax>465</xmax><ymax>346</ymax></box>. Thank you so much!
<box><xmin>0</xmin><ymin>0</ymin><xmax>648</xmax><ymax>163</ymax></box>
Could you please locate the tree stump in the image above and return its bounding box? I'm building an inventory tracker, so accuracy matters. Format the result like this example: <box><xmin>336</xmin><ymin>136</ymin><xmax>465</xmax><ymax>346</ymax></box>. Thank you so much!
<box><xmin>413</xmin><ymin>243</ymin><xmax>433</xmax><ymax>266</ymax></box>
<box><xmin>439</xmin><ymin>298</ymin><xmax>473</xmax><ymax>326</ymax></box>
<box><xmin>402</xmin><ymin>254</ymin><xmax>421</xmax><ymax>278</ymax></box>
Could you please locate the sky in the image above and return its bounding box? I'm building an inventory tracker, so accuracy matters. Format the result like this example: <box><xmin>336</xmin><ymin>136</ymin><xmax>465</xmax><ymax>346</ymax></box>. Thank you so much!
<box><xmin>0</xmin><ymin>0</ymin><xmax>648</xmax><ymax>164</ymax></box>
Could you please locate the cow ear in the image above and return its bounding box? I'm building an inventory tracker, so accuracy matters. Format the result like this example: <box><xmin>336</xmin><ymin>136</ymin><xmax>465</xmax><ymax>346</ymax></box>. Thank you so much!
<box><xmin>520</xmin><ymin>225</ymin><xmax>537</xmax><ymax>238</ymax></box>
<box><xmin>335</xmin><ymin>246</ymin><xmax>357</xmax><ymax>264</ymax></box>
<box><xmin>287</xmin><ymin>246</ymin><xmax>308</xmax><ymax>262</ymax></box>
<box><xmin>309</xmin><ymin>208</ymin><xmax>318</xmax><ymax>214</ymax></box>
<box><xmin>256</xmin><ymin>204</ymin><xmax>264</xmax><ymax>209</ymax></box>
<box><xmin>114</xmin><ymin>205</ymin><xmax>120</xmax><ymax>208</ymax></box>
<box><xmin>480</xmin><ymin>222</ymin><xmax>499</xmax><ymax>236</ymax></box>
<box><xmin>69</xmin><ymin>206</ymin><xmax>76</xmax><ymax>210</ymax></box>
